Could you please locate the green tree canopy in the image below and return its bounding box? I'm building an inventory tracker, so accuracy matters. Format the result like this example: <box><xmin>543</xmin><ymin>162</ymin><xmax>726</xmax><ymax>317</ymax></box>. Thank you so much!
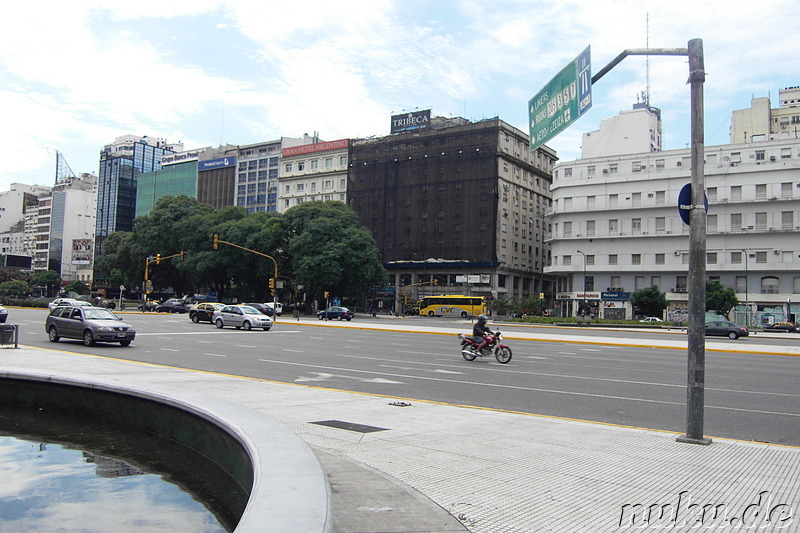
<box><xmin>282</xmin><ymin>201</ymin><xmax>387</xmax><ymax>302</ymax></box>
<box><xmin>30</xmin><ymin>270</ymin><xmax>61</xmax><ymax>296</ymax></box>
<box><xmin>0</xmin><ymin>279</ymin><xmax>30</xmax><ymax>298</ymax></box>
<box><xmin>630</xmin><ymin>286</ymin><xmax>668</xmax><ymax>318</ymax></box>
<box><xmin>706</xmin><ymin>280</ymin><xmax>739</xmax><ymax>319</ymax></box>
<box><xmin>64</xmin><ymin>280</ymin><xmax>89</xmax><ymax>295</ymax></box>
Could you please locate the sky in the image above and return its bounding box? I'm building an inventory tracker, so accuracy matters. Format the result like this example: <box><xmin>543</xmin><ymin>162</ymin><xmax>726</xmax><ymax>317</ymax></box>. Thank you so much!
<box><xmin>1</xmin><ymin>0</ymin><xmax>798</xmax><ymax>191</ymax></box>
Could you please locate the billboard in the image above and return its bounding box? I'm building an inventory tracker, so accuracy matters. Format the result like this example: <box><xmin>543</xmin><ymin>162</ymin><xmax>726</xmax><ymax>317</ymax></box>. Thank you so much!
<box><xmin>282</xmin><ymin>139</ymin><xmax>349</xmax><ymax>157</ymax></box>
<box><xmin>199</xmin><ymin>156</ymin><xmax>237</xmax><ymax>171</ymax></box>
<box><xmin>71</xmin><ymin>239</ymin><xmax>93</xmax><ymax>265</ymax></box>
<box><xmin>391</xmin><ymin>110</ymin><xmax>431</xmax><ymax>134</ymax></box>
<box><xmin>4</xmin><ymin>254</ymin><xmax>32</xmax><ymax>269</ymax></box>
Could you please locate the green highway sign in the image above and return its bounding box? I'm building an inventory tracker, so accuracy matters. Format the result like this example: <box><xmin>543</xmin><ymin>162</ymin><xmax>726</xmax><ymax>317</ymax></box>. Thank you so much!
<box><xmin>529</xmin><ymin>46</ymin><xmax>592</xmax><ymax>151</ymax></box>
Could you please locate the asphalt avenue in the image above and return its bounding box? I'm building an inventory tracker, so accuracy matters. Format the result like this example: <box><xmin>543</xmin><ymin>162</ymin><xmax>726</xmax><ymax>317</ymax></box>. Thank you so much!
<box><xmin>1</xmin><ymin>314</ymin><xmax>798</xmax><ymax>532</ymax></box>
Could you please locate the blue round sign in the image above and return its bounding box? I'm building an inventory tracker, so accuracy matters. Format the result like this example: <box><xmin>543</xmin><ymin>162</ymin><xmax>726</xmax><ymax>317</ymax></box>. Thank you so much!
<box><xmin>678</xmin><ymin>184</ymin><xmax>709</xmax><ymax>226</ymax></box>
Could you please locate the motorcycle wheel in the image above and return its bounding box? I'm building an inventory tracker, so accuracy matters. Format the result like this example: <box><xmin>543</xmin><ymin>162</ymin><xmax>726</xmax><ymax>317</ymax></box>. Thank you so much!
<box><xmin>461</xmin><ymin>343</ymin><xmax>477</xmax><ymax>361</ymax></box>
<box><xmin>495</xmin><ymin>346</ymin><xmax>512</xmax><ymax>364</ymax></box>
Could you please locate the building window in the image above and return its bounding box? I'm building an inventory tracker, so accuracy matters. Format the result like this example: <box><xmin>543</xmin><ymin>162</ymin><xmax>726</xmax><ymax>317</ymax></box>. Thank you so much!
<box><xmin>706</xmin><ymin>252</ymin><xmax>717</xmax><ymax>264</ymax></box>
<box><xmin>755</xmin><ymin>251</ymin><xmax>767</xmax><ymax>263</ymax></box>
<box><xmin>755</xmin><ymin>150</ymin><xmax>765</xmax><ymax>161</ymax></box>
<box><xmin>635</xmin><ymin>276</ymin><xmax>645</xmax><ymax>290</ymax></box>
<box><xmin>564</xmin><ymin>167</ymin><xmax>573</xmax><ymax>177</ymax></box>
<box><xmin>284</xmin><ymin>163</ymin><xmax>293</xmax><ymax>173</ymax></box>
<box><xmin>585</xmin><ymin>276</ymin><xmax>594</xmax><ymax>291</ymax></box>
<box><xmin>761</xmin><ymin>276</ymin><xmax>779</xmax><ymax>294</ymax></box>
<box><xmin>609</xmin><ymin>194</ymin><xmax>618</xmax><ymax>208</ymax></box>
<box><xmin>609</xmin><ymin>164</ymin><xmax>618</xmax><ymax>174</ymax></box>
<box><xmin>632</xmin><ymin>218</ymin><xmax>641</xmax><ymax>234</ymax></box>
<box><xmin>586</xmin><ymin>220</ymin><xmax>595</xmax><ymax>236</ymax></box>
<box><xmin>297</xmin><ymin>161</ymin><xmax>305</xmax><ymax>171</ymax></box>
<box><xmin>587</xmin><ymin>166</ymin><xmax>595</xmax><ymax>176</ymax></box>
<box><xmin>676</xmin><ymin>276</ymin><xmax>687</xmax><ymax>290</ymax></box>
<box><xmin>655</xmin><ymin>253</ymin><xmax>665</xmax><ymax>265</ymax></box>
<box><xmin>651</xmin><ymin>276</ymin><xmax>661</xmax><ymax>289</ymax></box>
<box><xmin>609</xmin><ymin>254</ymin><xmax>617</xmax><ymax>265</ymax></box>
<box><xmin>735</xmin><ymin>276</ymin><xmax>746</xmax><ymax>293</ymax></box>
<box><xmin>609</xmin><ymin>219</ymin><xmax>618</xmax><ymax>234</ymax></box>
<box><xmin>586</xmin><ymin>254</ymin><xmax>595</xmax><ymax>265</ymax></box>
<box><xmin>563</xmin><ymin>255</ymin><xmax>572</xmax><ymax>266</ymax></box>
<box><xmin>632</xmin><ymin>254</ymin><xmax>641</xmax><ymax>265</ymax></box>
<box><xmin>731</xmin><ymin>251</ymin><xmax>742</xmax><ymax>264</ymax></box>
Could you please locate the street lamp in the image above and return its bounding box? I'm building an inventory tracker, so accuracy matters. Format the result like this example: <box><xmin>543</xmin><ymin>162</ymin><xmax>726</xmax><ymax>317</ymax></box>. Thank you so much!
<box><xmin>743</xmin><ymin>249</ymin><xmax>749</xmax><ymax>326</ymax></box>
<box><xmin>576</xmin><ymin>249</ymin><xmax>587</xmax><ymax>318</ymax></box>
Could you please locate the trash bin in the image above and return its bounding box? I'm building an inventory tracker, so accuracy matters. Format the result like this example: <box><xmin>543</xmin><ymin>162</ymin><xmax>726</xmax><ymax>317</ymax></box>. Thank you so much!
<box><xmin>0</xmin><ymin>324</ymin><xmax>17</xmax><ymax>347</ymax></box>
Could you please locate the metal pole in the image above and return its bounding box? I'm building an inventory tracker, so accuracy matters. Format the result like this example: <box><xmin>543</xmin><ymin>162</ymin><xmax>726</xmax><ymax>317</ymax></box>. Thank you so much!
<box><xmin>576</xmin><ymin>250</ymin><xmax>586</xmax><ymax>320</ymax></box>
<box><xmin>677</xmin><ymin>38</ymin><xmax>712</xmax><ymax>445</ymax></box>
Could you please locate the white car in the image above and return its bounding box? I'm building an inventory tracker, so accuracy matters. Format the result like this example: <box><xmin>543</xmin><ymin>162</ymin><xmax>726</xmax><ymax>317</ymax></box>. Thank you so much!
<box><xmin>639</xmin><ymin>317</ymin><xmax>664</xmax><ymax>323</ymax></box>
<box><xmin>212</xmin><ymin>305</ymin><xmax>272</xmax><ymax>331</ymax></box>
<box><xmin>0</xmin><ymin>305</ymin><xmax>7</xmax><ymax>323</ymax></box>
<box><xmin>48</xmin><ymin>298</ymin><xmax>79</xmax><ymax>310</ymax></box>
<box><xmin>264</xmin><ymin>302</ymin><xmax>283</xmax><ymax>316</ymax></box>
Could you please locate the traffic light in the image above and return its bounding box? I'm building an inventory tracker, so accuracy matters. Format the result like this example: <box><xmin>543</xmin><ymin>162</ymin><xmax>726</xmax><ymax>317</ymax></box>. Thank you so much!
<box><xmin>269</xmin><ymin>278</ymin><xmax>275</xmax><ymax>289</ymax></box>
<box><xmin>155</xmin><ymin>254</ymin><xmax>161</xmax><ymax>265</ymax></box>
<box><xmin>212</xmin><ymin>234</ymin><xmax>219</xmax><ymax>250</ymax></box>
<box><xmin>180</xmin><ymin>251</ymin><xmax>186</xmax><ymax>262</ymax></box>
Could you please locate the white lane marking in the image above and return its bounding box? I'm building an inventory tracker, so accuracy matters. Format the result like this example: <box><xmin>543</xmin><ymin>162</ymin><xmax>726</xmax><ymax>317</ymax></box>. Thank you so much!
<box><xmin>294</xmin><ymin>371</ymin><xmax>403</xmax><ymax>384</ymax></box>
<box><xmin>283</xmin><ymin>349</ymin><xmax>304</xmax><ymax>353</ymax></box>
<box><xmin>160</xmin><ymin>348</ymin><xmax>179</xmax><ymax>352</ymax></box>
<box><xmin>262</xmin><ymin>358</ymin><xmax>800</xmax><ymax>416</ymax></box>
<box><xmin>205</xmin><ymin>353</ymin><xmax>227</xmax><ymax>358</ymax></box>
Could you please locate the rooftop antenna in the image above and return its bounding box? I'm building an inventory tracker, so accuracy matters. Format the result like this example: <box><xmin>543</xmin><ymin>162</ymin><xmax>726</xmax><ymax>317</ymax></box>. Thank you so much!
<box><xmin>645</xmin><ymin>13</ymin><xmax>650</xmax><ymax>107</ymax></box>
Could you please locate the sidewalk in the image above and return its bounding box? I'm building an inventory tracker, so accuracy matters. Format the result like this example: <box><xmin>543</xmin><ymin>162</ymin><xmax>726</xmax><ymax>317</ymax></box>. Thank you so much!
<box><xmin>1</xmin><ymin>325</ymin><xmax>798</xmax><ymax>532</ymax></box>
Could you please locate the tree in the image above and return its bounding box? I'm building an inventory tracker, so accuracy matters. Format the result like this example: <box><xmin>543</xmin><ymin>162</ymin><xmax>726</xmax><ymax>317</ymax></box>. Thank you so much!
<box><xmin>30</xmin><ymin>270</ymin><xmax>61</xmax><ymax>297</ymax></box>
<box><xmin>64</xmin><ymin>280</ymin><xmax>89</xmax><ymax>295</ymax></box>
<box><xmin>630</xmin><ymin>286</ymin><xmax>668</xmax><ymax>318</ymax></box>
<box><xmin>282</xmin><ymin>201</ymin><xmax>387</xmax><ymax>304</ymax></box>
<box><xmin>0</xmin><ymin>280</ymin><xmax>30</xmax><ymax>299</ymax></box>
<box><xmin>706</xmin><ymin>280</ymin><xmax>738</xmax><ymax>319</ymax></box>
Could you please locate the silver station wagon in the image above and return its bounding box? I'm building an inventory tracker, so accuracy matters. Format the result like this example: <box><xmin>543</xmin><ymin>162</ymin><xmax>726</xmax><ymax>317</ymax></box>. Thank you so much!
<box><xmin>46</xmin><ymin>306</ymin><xmax>136</xmax><ymax>346</ymax></box>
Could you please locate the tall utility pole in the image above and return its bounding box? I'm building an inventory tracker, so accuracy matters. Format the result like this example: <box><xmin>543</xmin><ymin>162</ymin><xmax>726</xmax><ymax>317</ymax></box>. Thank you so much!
<box><xmin>592</xmin><ymin>39</ymin><xmax>710</xmax><ymax>445</ymax></box>
<box><xmin>676</xmin><ymin>39</ymin><xmax>711</xmax><ymax>445</ymax></box>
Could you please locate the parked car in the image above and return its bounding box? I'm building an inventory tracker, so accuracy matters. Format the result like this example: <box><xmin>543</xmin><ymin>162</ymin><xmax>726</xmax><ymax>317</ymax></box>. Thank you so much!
<box><xmin>265</xmin><ymin>302</ymin><xmax>283</xmax><ymax>316</ymax></box>
<box><xmin>189</xmin><ymin>302</ymin><xmax>226</xmax><ymax>323</ymax></box>
<box><xmin>212</xmin><ymin>305</ymin><xmax>272</xmax><ymax>331</ymax></box>
<box><xmin>0</xmin><ymin>305</ymin><xmax>7</xmax><ymax>323</ymax></box>
<box><xmin>317</xmin><ymin>306</ymin><xmax>354</xmax><ymax>321</ymax></box>
<box><xmin>243</xmin><ymin>302</ymin><xmax>275</xmax><ymax>316</ymax></box>
<box><xmin>705</xmin><ymin>320</ymin><xmax>749</xmax><ymax>339</ymax></box>
<box><xmin>639</xmin><ymin>317</ymin><xmax>663</xmax><ymax>323</ymax></box>
<box><xmin>155</xmin><ymin>300</ymin><xmax>189</xmax><ymax>313</ymax></box>
<box><xmin>45</xmin><ymin>306</ymin><xmax>135</xmax><ymax>346</ymax></box>
<box><xmin>48</xmin><ymin>298</ymin><xmax>78</xmax><ymax>309</ymax></box>
<box><xmin>764</xmin><ymin>321</ymin><xmax>798</xmax><ymax>332</ymax></box>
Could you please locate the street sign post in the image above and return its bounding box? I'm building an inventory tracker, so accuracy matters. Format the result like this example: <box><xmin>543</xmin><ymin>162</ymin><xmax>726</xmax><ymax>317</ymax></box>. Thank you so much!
<box><xmin>529</xmin><ymin>46</ymin><xmax>592</xmax><ymax>151</ymax></box>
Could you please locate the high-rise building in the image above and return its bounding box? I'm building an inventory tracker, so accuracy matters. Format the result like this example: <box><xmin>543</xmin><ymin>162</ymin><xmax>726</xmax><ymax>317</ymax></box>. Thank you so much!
<box><xmin>348</xmin><ymin>115</ymin><xmax>556</xmax><ymax>311</ymax></box>
<box><xmin>96</xmin><ymin>135</ymin><xmax>182</xmax><ymax>252</ymax></box>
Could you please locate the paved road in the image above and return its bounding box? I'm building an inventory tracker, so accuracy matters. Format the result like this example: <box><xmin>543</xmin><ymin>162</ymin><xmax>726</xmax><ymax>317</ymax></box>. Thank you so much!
<box><xmin>13</xmin><ymin>308</ymin><xmax>800</xmax><ymax>445</ymax></box>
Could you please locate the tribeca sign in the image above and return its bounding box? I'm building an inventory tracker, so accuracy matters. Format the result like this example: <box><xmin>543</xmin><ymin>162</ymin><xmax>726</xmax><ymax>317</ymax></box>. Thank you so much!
<box><xmin>391</xmin><ymin>109</ymin><xmax>431</xmax><ymax>134</ymax></box>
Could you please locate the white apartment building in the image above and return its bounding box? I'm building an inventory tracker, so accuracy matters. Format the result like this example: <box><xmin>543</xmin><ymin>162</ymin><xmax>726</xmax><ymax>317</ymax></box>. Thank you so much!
<box><xmin>278</xmin><ymin>139</ymin><xmax>349</xmax><ymax>212</ymax></box>
<box><xmin>547</xmin><ymin>137</ymin><xmax>800</xmax><ymax>325</ymax></box>
<box><xmin>731</xmin><ymin>86</ymin><xmax>800</xmax><ymax>144</ymax></box>
<box><xmin>25</xmin><ymin>174</ymin><xmax>97</xmax><ymax>282</ymax></box>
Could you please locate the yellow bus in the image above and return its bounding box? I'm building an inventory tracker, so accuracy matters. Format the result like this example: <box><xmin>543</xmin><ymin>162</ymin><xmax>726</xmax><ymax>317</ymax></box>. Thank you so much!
<box><xmin>418</xmin><ymin>295</ymin><xmax>486</xmax><ymax>318</ymax></box>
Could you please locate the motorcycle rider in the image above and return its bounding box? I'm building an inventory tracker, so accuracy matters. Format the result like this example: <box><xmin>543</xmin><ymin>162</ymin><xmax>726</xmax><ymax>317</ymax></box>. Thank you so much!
<box><xmin>472</xmin><ymin>314</ymin><xmax>494</xmax><ymax>353</ymax></box>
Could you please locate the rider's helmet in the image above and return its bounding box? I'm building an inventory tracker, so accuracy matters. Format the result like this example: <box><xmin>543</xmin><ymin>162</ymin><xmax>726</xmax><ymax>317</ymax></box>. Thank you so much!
<box><xmin>477</xmin><ymin>314</ymin><xmax>488</xmax><ymax>324</ymax></box>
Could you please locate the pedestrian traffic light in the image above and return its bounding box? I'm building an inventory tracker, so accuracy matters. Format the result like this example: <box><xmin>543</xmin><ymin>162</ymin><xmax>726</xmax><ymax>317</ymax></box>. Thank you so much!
<box><xmin>212</xmin><ymin>234</ymin><xmax>219</xmax><ymax>249</ymax></box>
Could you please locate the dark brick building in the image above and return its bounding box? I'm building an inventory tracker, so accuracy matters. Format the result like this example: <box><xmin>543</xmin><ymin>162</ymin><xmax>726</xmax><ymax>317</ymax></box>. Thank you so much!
<box><xmin>348</xmin><ymin>116</ymin><xmax>556</xmax><ymax>312</ymax></box>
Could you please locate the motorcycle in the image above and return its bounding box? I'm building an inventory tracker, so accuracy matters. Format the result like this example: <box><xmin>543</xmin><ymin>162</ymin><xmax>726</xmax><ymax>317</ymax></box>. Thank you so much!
<box><xmin>458</xmin><ymin>330</ymin><xmax>512</xmax><ymax>364</ymax></box>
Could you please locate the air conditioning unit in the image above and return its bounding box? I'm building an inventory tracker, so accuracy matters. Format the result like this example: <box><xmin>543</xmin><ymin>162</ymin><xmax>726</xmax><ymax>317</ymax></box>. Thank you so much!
<box><xmin>647</xmin><ymin>193</ymin><xmax>654</xmax><ymax>197</ymax></box>
<box><xmin>720</xmin><ymin>198</ymin><xmax>729</xmax><ymax>202</ymax></box>
<box><xmin>774</xmin><ymin>250</ymin><xmax>782</xmax><ymax>255</ymax></box>
<box><xmin>674</xmin><ymin>251</ymin><xmax>681</xmax><ymax>256</ymax></box>
<box><xmin>770</xmin><ymin>156</ymin><xmax>776</xmax><ymax>161</ymax></box>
